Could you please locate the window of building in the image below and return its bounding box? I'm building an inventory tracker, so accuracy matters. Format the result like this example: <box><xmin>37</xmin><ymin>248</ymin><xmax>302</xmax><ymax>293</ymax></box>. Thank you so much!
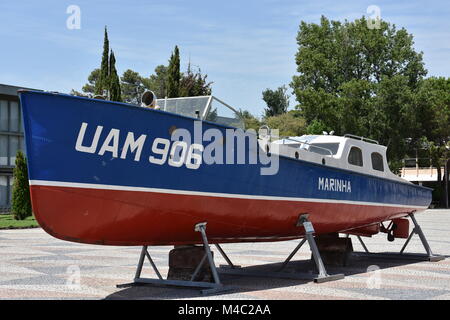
<box><xmin>20</xmin><ymin>136</ymin><xmax>25</xmax><ymax>153</ymax></box>
<box><xmin>371</xmin><ymin>152</ymin><xmax>384</xmax><ymax>171</ymax></box>
<box><xmin>0</xmin><ymin>175</ymin><xmax>7</xmax><ymax>207</ymax></box>
<box><xmin>9</xmin><ymin>136</ymin><xmax>19</xmax><ymax>165</ymax></box>
<box><xmin>8</xmin><ymin>176</ymin><xmax>13</xmax><ymax>204</ymax></box>
<box><xmin>0</xmin><ymin>93</ymin><xmax>25</xmax><ymax>211</ymax></box>
<box><xmin>0</xmin><ymin>135</ymin><xmax>7</xmax><ymax>166</ymax></box>
<box><xmin>10</xmin><ymin>101</ymin><xmax>20</xmax><ymax>132</ymax></box>
<box><xmin>348</xmin><ymin>146</ymin><xmax>363</xmax><ymax>166</ymax></box>
<box><xmin>0</xmin><ymin>100</ymin><xmax>8</xmax><ymax>131</ymax></box>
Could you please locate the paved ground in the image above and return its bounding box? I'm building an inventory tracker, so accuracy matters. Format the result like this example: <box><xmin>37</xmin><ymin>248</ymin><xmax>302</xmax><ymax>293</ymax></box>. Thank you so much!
<box><xmin>0</xmin><ymin>209</ymin><xmax>449</xmax><ymax>300</ymax></box>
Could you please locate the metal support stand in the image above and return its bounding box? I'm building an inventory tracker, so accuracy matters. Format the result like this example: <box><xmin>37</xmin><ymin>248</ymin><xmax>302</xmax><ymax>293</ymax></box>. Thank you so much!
<box><xmin>218</xmin><ymin>214</ymin><xmax>344</xmax><ymax>283</ymax></box>
<box><xmin>215</xmin><ymin>244</ymin><xmax>241</xmax><ymax>269</ymax></box>
<box><xmin>117</xmin><ymin>222</ymin><xmax>230</xmax><ymax>295</ymax></box>
<box><xmin>353</xmin><ymin>213</ymin><xmax>445</xmax><ymax>262</ymax></box>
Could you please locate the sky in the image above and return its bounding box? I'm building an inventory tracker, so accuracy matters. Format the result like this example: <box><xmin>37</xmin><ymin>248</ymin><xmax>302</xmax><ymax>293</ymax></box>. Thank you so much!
<box><xmin>0</xmin><ymin>0</ymin><xmax>449</xmax><ymax>116</ymax></box>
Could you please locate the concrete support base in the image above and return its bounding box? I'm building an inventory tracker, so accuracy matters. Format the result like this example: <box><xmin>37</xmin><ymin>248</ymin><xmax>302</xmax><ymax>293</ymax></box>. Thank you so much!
<box><xmin>167</xmin><ymin>245</ymin><xmax>214</xmax><ymax>282</ymax></box>
<box><xmin>313</xmin><ymin>233</ymin><xmax>353</xmax><ymax>267</ymax></box>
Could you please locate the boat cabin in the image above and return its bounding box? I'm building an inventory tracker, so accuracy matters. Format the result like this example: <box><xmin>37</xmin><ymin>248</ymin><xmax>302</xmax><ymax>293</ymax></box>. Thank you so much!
<box><xmin>270</xmin><ymin>134</ymin><xmax>405</xmax><ymax>182</ymax></box>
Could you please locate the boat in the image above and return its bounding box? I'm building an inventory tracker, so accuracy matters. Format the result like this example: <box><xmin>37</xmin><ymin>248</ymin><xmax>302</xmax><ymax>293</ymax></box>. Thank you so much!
<box><xmin>19</xmin><ymin>90</ymin><xmax>432</xmax><ymax>247</ymax></box>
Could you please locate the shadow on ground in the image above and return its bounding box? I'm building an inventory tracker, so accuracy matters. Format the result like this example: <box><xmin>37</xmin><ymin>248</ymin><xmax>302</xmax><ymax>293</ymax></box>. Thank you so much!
<box><xmin>104</xmin><ymin>252</ymin><xmax>445</xmax><ymax>300</ymax></box>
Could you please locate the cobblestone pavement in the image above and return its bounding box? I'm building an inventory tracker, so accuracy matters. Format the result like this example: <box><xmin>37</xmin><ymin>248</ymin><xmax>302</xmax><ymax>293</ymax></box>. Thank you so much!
<box><xmin>0</xmin><ymin>209</ymin><xmax>449</xmax><ymax>300</ymax></box>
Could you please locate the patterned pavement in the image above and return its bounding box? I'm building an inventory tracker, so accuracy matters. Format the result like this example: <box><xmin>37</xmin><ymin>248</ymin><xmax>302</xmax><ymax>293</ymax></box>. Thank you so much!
<box><xmin>0</xmin><ymin>209</ymin><xmax>449</xmax><ymax>300</ymax></box>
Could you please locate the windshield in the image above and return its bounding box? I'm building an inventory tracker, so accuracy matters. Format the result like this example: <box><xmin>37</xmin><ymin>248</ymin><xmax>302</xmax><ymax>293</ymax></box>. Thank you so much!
<box><xmin>156</xmin><ymin>96</ymin><xmax>244</xmax><ymax>129</ymax></box>
<box><xmin>205</xmin><ymin>97</ymin><xmax>245</xmax><ymax>129</ymax></box>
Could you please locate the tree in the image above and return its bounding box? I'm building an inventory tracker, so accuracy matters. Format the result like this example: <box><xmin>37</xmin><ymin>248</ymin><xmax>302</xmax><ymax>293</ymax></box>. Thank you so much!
<box><xmin>412</xmin><ymin>78</ymin><xmax>450</xmax><ymax>206</ymax></box>
<box><xmin>291</xmin><ymin>16</ymin><xmax>427</xmax><ymax>166</ymax></box>
<box><xmin>142</xmin><ymin>65</ymin><xmax>168</xmax><ymax>98</ymax></box>
<box><xmin>11</xmin><ymin>151</ymin><xmax>32</xmax><ymax>220</ymax></box>
<box><xmin>95</xmin><ymin>26</ymin><xmax>110</xmax><ymax>96</ymax></box>
<box><xmin>121</xmin><ymin>69</ymin><xmax>145</xmax><ymax>104</ymax></box>
<box><xmin>264</xmin><ymin>110</ymin><xmax>307</xmax><ymax>137</ymax></box>
<box><xmin>109</xmin><ymin>50</ymin><xmax>122</xmax><ymax>102</ymax></box>
<box><xmin>262</xmin><ymin>85</ymin><xmax>290</xmax><ymax>117</ymax></box>
<box><xmin>166</xmin><ymin>46</ymin><xmax>181</xmax><ymax>98</ymax></box>
<box><xmin>237</xmin><ymin>109</ymin><xmax>261</xmax><ymax>131</ymax></box>
<box><xmin>82</xmin><ymin>68</ymin><xmax>101</xmax><ymax>95</ymax></box>
<box><xmin>413</xmin><ymin>77</ymin><xmax>450</xmax><ymax>144</ymax></box>
<box><xmin>179</xmin><ymin>63</ymin><xmax>213</xmax><ymax>97</ymax></box>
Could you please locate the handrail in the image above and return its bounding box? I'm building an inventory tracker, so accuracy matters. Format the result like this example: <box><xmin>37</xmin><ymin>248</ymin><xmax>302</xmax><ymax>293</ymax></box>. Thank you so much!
<box><xmin>344</xmin><ymin>134</ymin><xmax>379</xmax><ymax>144</ymax></box>
<box><xmin>279</xmin><ymin>137</ymin><xmax>333</xmax><ymax>156</ymax></box>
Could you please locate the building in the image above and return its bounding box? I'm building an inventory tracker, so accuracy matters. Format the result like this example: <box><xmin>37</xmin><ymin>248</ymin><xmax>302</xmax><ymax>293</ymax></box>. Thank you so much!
<box><xmin>0</xmin><ymin>84</ymin><xmax>36</xmax><ymax>212</ymax></box>
<box><xmin>400</xmin><ymin>157</ymin><xmax>449</xmax><ymax>208</ymax></box>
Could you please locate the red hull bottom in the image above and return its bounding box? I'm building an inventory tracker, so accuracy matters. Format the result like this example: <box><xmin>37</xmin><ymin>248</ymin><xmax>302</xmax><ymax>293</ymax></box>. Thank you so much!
<box><xmin>30</xmin><ymin>185</ymin><xmax>420</xmax><ymax>246</ymax></box>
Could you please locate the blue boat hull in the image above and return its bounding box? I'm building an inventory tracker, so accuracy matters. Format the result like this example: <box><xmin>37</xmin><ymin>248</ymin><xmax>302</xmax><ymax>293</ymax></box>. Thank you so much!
<box><xmin>19</xmin><ymin>91</ymin><xmax>432</xmax><ymax>245</ymax></box>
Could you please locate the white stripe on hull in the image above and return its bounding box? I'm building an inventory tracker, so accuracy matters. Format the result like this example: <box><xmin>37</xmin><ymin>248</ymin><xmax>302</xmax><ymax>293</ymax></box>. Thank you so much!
<box><xmin>29</xmin><ymin>179</ymin><xmax>427</xmax><ymax>210</ymax></box>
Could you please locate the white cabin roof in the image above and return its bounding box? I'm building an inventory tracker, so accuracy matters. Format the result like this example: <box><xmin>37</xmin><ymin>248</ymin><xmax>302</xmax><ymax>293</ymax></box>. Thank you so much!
<box><xmin>267</xmin><ymin>134</ymin><xmax>407</xmax><ymax>183</ymax></box>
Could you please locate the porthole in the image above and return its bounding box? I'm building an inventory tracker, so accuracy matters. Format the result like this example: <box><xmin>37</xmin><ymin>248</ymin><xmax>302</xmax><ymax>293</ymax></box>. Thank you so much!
<box><xmin>322</xmin><ymin>158</ymin><xmax>326</xmax><ymax>165</ymax></box>
<box><xmin>295</xmin><ymin>151</ymin><xmax>299</xmax><ymax>159</ymax></box>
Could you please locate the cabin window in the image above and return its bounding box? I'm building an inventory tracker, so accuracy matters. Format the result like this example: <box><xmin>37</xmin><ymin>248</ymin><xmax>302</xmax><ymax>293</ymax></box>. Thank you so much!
<box><xmin>348</xmin><ymin>147</ymin><xmax>363</xmax><ymax>166</ymax></box>
<box><xmin>371</xmin><ymin>152</ymin><xmax>384</xmax><ymax>171</ymax></box>
<box><xmin>309</xmin><ymin>143</ymin><xmax>339</xmax><ymax>155</ymax></box>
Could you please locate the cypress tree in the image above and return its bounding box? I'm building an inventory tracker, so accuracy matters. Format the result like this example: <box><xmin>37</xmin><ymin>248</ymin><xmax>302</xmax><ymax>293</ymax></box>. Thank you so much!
<box><xmin>166</xmin><ymin>45</ymin><xmax>180</xmax><ymax>98</ymax></box>
<box><xmin>109</xmin><ymin>50</ymin><xmax>122</xmax><ymax>102</ymax></box>
<box><xmin>11</xmin><ymin>151</ymin><xmax>32</xmax><ymax>220</ymax></box>
<box><xmin>95</xmin><ymin>26</ymin><xmax>110</xmax><ymax>96</ymax></box>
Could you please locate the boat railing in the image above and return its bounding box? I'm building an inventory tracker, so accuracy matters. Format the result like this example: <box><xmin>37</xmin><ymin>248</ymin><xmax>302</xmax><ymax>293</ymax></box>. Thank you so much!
<box><xmin>279</xmin><ymin>137</ymin><xmax>334</xmax><ymax>156</ymax></box>
<box><xmin>344</xmin><ymin>134</ymin><xmax>379</xmax><ymax>144</ymax></box>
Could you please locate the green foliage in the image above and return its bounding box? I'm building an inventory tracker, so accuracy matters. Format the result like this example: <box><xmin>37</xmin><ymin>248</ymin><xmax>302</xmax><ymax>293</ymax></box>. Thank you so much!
<box><xmin>109</xmin><ymin>51</ymin><xmax>122</xmax><ymax>102</ymax></box>
<box><xmin>262</xmin><ymin>85</ymin><xmax>289</xmax><ymax>117</ymax></box>
<box><xmin>306</xmin><ymin>119</ymin><xmax>328</xmax><ymax>135</ymax></box>
<box><xmin>167</xmin><ymin>46</ymin><xmax>181</xmax><ymax>98</ymax></box>
<box><xmin>121</xmin><ymin>69</ymin><xmax>145</xmax><ymax>104</ymax></box>
<box><xmin>82</xmin><ymin>68</ymin><xmax>100</xmax><ymax>94</ymax></box>
<box><xmin>142</xmin><ymin>65</ymin><xmax>168</xmax><ymax>98</ymax></box>
<box><xmin>76</xmin><ymin>41</ymin><xmax>213</xmax><ymax>102</ymax></box>
<box><xmin>237</xmin><ymin>109</ymin><xmax>262</xmax><ymax>131</ymax></box>
<box><xmin>265</xmin><ymin>111</ymin><xmax>307</xmax><ymax>137</ymax></box>
<box><xmin>0</xmin><ymin>214</ymin><xmax>38</xmax><ymax>229</ymax></box>
<box><xmin>412</xmin><ymin>77</ymin><xmax>450</xmax><ymax>144</ymax></box>
<box><xmin>291</xmin><ymin>16</ymin><xmax>428</xmax><ymax>166</ymax></box>
<box><xmin>79</xmin><ymin>27</ymin><xmax>122</xmax><ymax>102</ymax></box>
<box><xmin>179</xmin><ymin>63</ymin><xmax>212</xmax><ymax>97</ymax></box>
<box><xmin>95</xmin><ymin>26</ymin><xmax>110</xmax><ymax>95</ymax></box>
<box><xmin>11</xmin><ymin>151</ymin><xmax>32</xmax><ymax>221</ymax></box>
